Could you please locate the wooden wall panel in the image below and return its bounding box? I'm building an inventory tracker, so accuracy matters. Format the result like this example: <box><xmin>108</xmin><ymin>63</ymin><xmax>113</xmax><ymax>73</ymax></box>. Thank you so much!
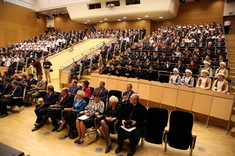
<box><xmin>54</xmin><ymin>14</ymin><xmax>93</xmax><ymax>31</ymax></box>
<box><xmin>151</xmin><ymin>0</ymin><xmax>225</xmax><ymax>30</ymax></box>
<box><xmin>0</xmin><ymin>3</ymin><xmax>46</xmax><ymax>47</ymax></box>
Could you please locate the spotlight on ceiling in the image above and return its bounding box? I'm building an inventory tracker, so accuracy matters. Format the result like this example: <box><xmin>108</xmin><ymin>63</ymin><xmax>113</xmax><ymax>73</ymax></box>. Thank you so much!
<box><xmin>123</xmin><ymin>16</ymin><xmax>127</xmax><ymax>19</ymax></box>
<box><xmin>137</xmin><ymin>17</ymin><xmax>141</xmax><ymax>20</ymax></box>
<box><xmin>145</xmin><ymin>15</ymin><xmax>149</xmax><ymax>17</ymax></box>
<box><xmin>117</xmin><ymin>19</ymin><xmax>122</xmax><ymax>21</ymax></box>
<box><xmin>104</xmin><ymin>18</ymin><xmax>108</xmax><ymax>20</ymax></box>
<box><xmin>159</xmin><ymin>16</ymin><xmax>164</xmax><ymax>19</ymax></box>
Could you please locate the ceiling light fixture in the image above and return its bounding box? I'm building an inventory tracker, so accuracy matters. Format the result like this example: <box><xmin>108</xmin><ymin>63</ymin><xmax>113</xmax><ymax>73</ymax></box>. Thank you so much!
<box><xmin>117</xmin><ymin>19</ymin><xmax>122</xmax><ymax>21</ymax></box>
<box><xmin>123</xmin><ymin>16</ymin><xmax>127</xmax><ymax>19</ymax></box>
<box><xmin>87</xmin><ymin>20</ymin><xmax>90</xmax><ymax>22</ymax></box>
<box><xmin>104</xmin><ymin>18</ymin><xmax>108</xmax><ymax>20</ymax></box>
<box><xmin>100</xmin><ymin>20</ymin><xmax>103</xmax><ymax>22</ymax></box>
<box><xmin>137</xmin><ymin>17</ymin><xmax>141</xmax><ymax>20</ymax></box>
<box><xmin>84</xmin><ymin>22</ymin><xmax>87</xmax><ymax>24</ymax></box>
<box><xmin>159</xmin><ymin>16</ymin><xmax>164</xmax><ymax>19</ymax></box>
<box><xmin>145</xmin><ymin>15</ymin><xmax>149</xmax><ymax>17</ymax></box>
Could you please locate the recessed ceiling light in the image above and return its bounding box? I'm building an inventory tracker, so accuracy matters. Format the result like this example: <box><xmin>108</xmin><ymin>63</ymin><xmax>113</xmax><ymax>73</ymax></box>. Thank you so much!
<box><xmin>159</xmin><ymin>16</ymin><xmax>164</xmax><ymax>19</ymax></box>
<box><xmin>137</xmin><ymin>17</ymin><xmax>141</xmax><ymax>20</ymax></box>
<box><xmin>87</xmin><ymin>20</ymin><xmax>90</xmax><ymax>22</ymax></box>
<box><xmin>117</xmin><ymin>19</ymin><xmax>122</xmax><ymax>21</ymax></box>
<box><xmin>84</xmin><ymin>22</ymin><xmax>87</xmax><ymax>24</ymax></box>
<box><xmin>145</xmin><ymin>15</ymin><xmax>149</xmax><ymax>17</ymax></box>
<box><xmin>123</xmin><ymin>16</ymin><xmax>127</xmax><ymax>19</ymax></box>
<box><xmin>100</xmin><ymin>20</ymin><xmax>103</xmax><ymax>22</ymax></box>
<box><xmin>104</xmin><ymin>18</ymin><xmax>108</xmax><ymax>20</ymax></box>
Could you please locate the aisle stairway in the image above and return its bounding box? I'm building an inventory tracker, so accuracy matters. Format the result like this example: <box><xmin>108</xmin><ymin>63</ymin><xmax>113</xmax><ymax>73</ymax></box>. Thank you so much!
<box><xmin>226</xmin><ymin>34</ymin><xmax>235</xmax><ymax>137</ymax></box>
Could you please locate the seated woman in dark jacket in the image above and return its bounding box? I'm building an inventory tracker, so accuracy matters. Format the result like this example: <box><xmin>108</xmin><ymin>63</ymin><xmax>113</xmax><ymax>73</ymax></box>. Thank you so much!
<box><xmin>99</xmin><ymin>96</ymin><xmax>122</xmax><ymax>153</ymax></box>
<box><xmin>55</xmin><ymin>90</ymin><xmax>87</xmax><ymax>137</ymax></box>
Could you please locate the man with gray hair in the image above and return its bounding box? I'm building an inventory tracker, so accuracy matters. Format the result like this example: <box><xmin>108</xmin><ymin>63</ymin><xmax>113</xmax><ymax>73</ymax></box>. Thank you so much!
<box><xmin>32</xmin><ymin>87</ymin><xmax>73</xmax><ymax>131</ymax></box>
<box><xmin>115</xmin><ymin>93</ymin><xmax>147</xmax><ymax>156</ymax></box>
<box><xmin>121</xmin><ymin>83</ymin><xmax>135</xmax><ymax>104</ymax></box>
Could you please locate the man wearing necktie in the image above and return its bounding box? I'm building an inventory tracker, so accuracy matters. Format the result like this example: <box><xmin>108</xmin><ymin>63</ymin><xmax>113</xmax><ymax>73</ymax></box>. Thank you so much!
<box><xmin>0</xmin><ymin>81</ymin><xmax>23</xmax><ymax>118</ymax></box>
<box><xmin>0</xmin><ymin>78</ymin><xmax>12</xmax><ymax>97</ymax></box>
<box><xmin>32</xmin><ymin>85</ymin><xmax>59</xmax><ymax>131</ymax></box>
<box><xmin>69</xmin><ymin>80</ymin><xmax>81</xmax><ymax>95</ymax></box>
<box><xmin>121</xmin><ymin>84</ymin><xmax>135</xmax><ymax>104</ymax></box>
<box><xmin>31</xmin><ymin>88</ymin><xmax>73</xmax><ymax>131</ymax></box>
<box><xmin>115</xmin><ymin>94</ymin><xmax>147</xmax><ymax>156</ymax></box>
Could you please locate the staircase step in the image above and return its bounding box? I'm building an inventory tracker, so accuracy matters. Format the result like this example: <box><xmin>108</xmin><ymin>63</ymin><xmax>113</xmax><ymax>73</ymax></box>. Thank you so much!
<box><xmin>231</xmin><ymin>127</ymin><xmax>235</xmax><ymax>137</ymax></box>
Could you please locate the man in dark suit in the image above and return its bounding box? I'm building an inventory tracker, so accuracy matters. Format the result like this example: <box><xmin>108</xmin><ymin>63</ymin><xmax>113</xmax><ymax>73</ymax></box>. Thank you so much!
<box><xmin>175</xmin><ymin>60</ymin><xmax>186</xmax><ymax>73</ymax></box>
<box><xmin>115</xmin><ymin>64</ymin><xmax>125</xmax><ymax>77</ymax></box>
<box><xmin>124</xmin><ymin>65</ymin><xmax>136</xmax><ymax>78</ymax></box>
<box><xmin>215</xmin><ymin>38</ymin><xmax>225</xmax><ymax>47</ymax></box>
<box><xmin>203</xmin><ymin>48</ymin><xmax>214</xmax><ymax>58</ymax></box>
<box><xmin>70</xmin><ymin>61</ymin><xmax>80</xmax><ymax>77</ymax></box>
<box><xmin>0</xmin><ymin>78</ymin><xmax>12</xmax><ymax>97</ymax></box>
<box><xmin>188</xmin><ymin>40</ymin><xmax>197</xmax><ymax>47</ymax></box>
<box><xmin>162</xmin><ymin>60</ymin><xmax>174</xmax><ymax>72</ymax></box>
<box><xmin>158</xmin><ymin>52</ymin><xmax>168</xmax><ymax>63</ymax></box>
<box><xmin>69</xmin><ymin>80</ymin><xmax>81</xmax><ymax>95</ymax></box>
<box><xmin>20</xmin><ymin>74</ymin><xmax>28</xmax><ymax>86</ymax></box>
<box><xmin>146</xmin><ymin>66</ymin><xmax>158</xmax><ymax>81</ymax></box>
<box><xmin>126</xmin><ymin>57</ymin><xmax>135</xmax><ymax>66</ymax></box>
<box><xmin>81</xmin><ymin>55</ymin><xmax>90</xmax><ymax>75</ymax></box>
<box><xmin>121</xmin><ymin>84</ymin><xmax>135</xmax><ymax>104</ymax></box>
<box><xmin>168</xmin><ymin>53</ymin><xmax>178</xmax><ymax>63</ymax></box>
<box><xmin>32</xmin><ymin>85</ymin><xmax>59</xmax><ymax>131</ymax></box>
<box><xmin>115</xmin><ymin>94</ymin><xmax>147</xmax><ymax>156</ymax></box>
<box><xmin>181</xmin><ymin>53</ymin><xmax>190</xmax><ymax>64</ymax></box>
<box><xmin>0</xmin><ymin>81</ymin><xmax>24</xmax><ymax>118</ymax></box>
<box><xmin>24</xmin><ymin>74</ymin><xmax>37</xmax><ymax>90</ymax></box>
<box><xmin>11</xmin><ymin>74</ymin><xmax>21</xmax><ymax>82</ymax></box>
<box><xmin>92</xmin><ymin>81</ymin><xmax>108</xmax><ymax>102</ymax></box>
<box><xmin>151</xmin><ymin>52</ymin><xmax>158</xmax><ymax>62</ymax></box>
<box><xmin>198</xmin><ymin>39</ymin><xmax>205</xmax><ymax>47</ymax></box>
<box><xmin>32</xmin><ymin>88</ymin><xmax>73</xmax><ymax>131</ymax></box>
<box><xmin>143</xmin><ymin>58</ymin><xmax>152</xmax><ymax>69</ymax></box>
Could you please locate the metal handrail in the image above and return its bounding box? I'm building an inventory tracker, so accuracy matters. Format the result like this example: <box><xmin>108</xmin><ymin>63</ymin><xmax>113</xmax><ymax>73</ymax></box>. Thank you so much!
<box><xmin>60</xmin><ymin>38</ymin><xmax>114</xmax><ymax>69</ymax></box>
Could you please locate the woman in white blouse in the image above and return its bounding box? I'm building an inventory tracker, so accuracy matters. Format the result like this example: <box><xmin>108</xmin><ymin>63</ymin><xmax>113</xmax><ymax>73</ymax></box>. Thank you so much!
<box><xmin>169</xmin><ymin>68</ymin><xmax>181</xmax><ymax>85</ymax></box>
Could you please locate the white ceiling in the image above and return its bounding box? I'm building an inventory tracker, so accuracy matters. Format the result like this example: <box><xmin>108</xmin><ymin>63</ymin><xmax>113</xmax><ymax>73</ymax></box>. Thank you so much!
<box><xmin>68</xmin><ymin>0</ymin><xmax>180</xmax><ymax>23</ymax></box>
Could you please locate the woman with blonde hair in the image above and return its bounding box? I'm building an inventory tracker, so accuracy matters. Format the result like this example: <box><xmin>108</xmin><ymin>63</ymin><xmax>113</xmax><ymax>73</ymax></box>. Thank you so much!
<box><xmin>55</xmin><ymin>90</ymin><xmax>87</xmax><ymax>138</ymax></box>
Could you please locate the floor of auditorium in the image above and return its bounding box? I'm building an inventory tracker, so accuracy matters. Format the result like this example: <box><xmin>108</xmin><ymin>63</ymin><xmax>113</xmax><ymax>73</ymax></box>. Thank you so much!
<box><xmin>0</xmin><ymin>100</ymin><xmax>235</xmax><ymax>156</ymax></box>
